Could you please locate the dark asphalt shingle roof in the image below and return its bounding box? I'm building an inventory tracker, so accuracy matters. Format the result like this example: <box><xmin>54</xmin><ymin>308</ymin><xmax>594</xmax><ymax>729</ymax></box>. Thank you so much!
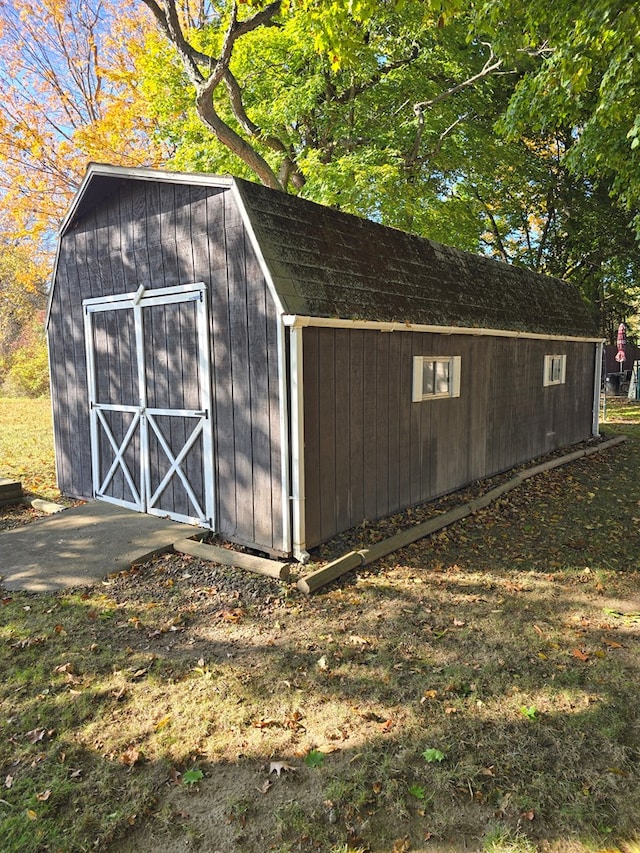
<box><xmin>235</xmin><ymin>178</ymin><xmax>598</xmax><ymax>338</ymax></box>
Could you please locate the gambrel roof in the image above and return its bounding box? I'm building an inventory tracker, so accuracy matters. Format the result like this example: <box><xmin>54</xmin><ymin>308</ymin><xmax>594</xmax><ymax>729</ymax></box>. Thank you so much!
<box><xmin>51</xmin><ymin>164</ymin><xmax>598</xmax><ymax>340</ymax></box>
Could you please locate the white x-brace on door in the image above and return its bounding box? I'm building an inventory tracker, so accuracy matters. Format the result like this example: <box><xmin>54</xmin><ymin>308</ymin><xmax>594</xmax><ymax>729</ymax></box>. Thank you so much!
<box><xmin>83</xmin><ymin>283</ymin><xmax>215</xmax><ymax>528</ymax></box>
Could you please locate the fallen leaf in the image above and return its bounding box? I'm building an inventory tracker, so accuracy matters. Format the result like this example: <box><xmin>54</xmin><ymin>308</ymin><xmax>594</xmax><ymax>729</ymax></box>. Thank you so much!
<box><xmin>572</xmin><ymin>648</ymin><xmax>589</xmax><ymax>662</ymax></box>
<box><xmin>154</xmin><ymin>715</ymin><xmax>172</xmax><ymax>732</ymax></box>
<box><xmin>253</xmin><ymin>718</ymin><xmax>279</xmax><ymax>729</ymax></box>
<box><xmin>380</xmin><ymin>718</ymin><xmax>394</xmax><ymax>733</ymax></box>
<box><xmin>304</xmin><ymin>749</ymin><xmax>325</xmax><ymax>768</ymax></box>
<box><xmin>182</xmin><ymin>769</ymin><xmax>204</xmax><ymax>787</ymax></box>
<box><xmin>26</xmin><ymin>809</ymin><xmax>37</xmax><ymax>821</ymax></box>
<box><xmin>317</xmin><ymin>655</ymin><xmax>329</xmax><ymax>671</ymax></box>
<box><xmin>392</xmin><ymin>838</ymin><xmax>411</xmax><ymax>852</ymax></box>
<box><xmin>217</xmin><ymin>608</ymin><xmax>243</xmax><ymax>623</ymax></box>
<box><xmin>26</xmin><ymin>728</ymin><xmax>46</xmax><ymax>744</ymax></box>
<box><xmin>422</xmin><ymin>748</ymin><xmax>445</xmax><ymax>763</ymax></box>
<box><xmin>452</xmin><ymin>618</ymin><xmax>466</xmax><ymax>627</ymax></box>
<box><xmin>130</xmin><ymin>668</ymin><xmax>148</xmax><ymax>680</ymax></box>
<box><xmin>284</xmin><ymin>710</ymin><xmax>305</xmax><ymax>730</ymax></box>
<box><xmin>120</xmin><ymin>746</ymin><xmax>142</xmax><ymax>767</ymax></box>
<box><xmin>4</xmin><ymin>775</ymin><xmax>13</xmax><ymax>789</ymax></box>
<box><xmin>269</xmin><ymin>761</ymin><xmax>296</xmax><ymax>777</ymax></box>
<box><xmin>603</xmin><ymin>639</ymin><xmax>623</xmax><ymax>649</ymax></box>
<box><xmin>521</xmin><ymin>809</ymin><xmax>535</xmax><ymax>821</ymax></box>
<box><xmin>257</xmin><ymin>779</ymin><xmax>272</xmax><ymax>794</ymax></box>
<box><xmin>36</xmin><ymin>790</ymin><xmax>51</xmax><ymax>802</ymax></box>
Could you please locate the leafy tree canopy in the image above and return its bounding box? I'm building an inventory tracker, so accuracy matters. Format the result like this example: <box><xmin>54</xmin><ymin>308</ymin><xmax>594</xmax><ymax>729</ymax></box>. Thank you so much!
<box><xmin>0</xmin><ymin>0</ymin><xmax>637</xmax><ymax>340</ymax></box>
<box><xmin>0</xmin><ymin>0</ymin><xmax>167</xmax><ymax>238</ymax></box>
<box><xmin>473</xmin><ymin>0</ymin><xmax>640</xmax><ymax>234</ymax></box>
<box><xmin>133</xmin><ymin>0</ymin><xmax>640</xmax><ymax>337</ymax></box>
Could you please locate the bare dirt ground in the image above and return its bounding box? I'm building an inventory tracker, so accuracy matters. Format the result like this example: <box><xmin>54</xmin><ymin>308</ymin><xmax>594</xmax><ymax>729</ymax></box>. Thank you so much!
<box><xmin>3</xmin><ymin>429</ymin><xmax>640</xmax><ymax>853</ymax></box>
<box><xmin>102</xmin><ymin>436</ymin><xmax>640</xmax><ymax>853</ymax></box>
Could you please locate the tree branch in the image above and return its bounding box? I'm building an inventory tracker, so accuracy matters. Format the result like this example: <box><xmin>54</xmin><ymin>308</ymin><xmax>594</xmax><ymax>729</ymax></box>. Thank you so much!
<box><xmin>473</xmin><ymin>186</ymin><xmax>512</xmax><ymax>262</ymax></box>
<box><xmin>223</xmin><ymin>69</ymin><xmax>305</xmax><ymax>189</ymax></box>
<box><xmin>140</xmin><ymin>0</ymin><xmax>204</xmax><ymax>85</ymax></box>
<box><xmin>413</xmin><ymin>43</ymin><xmax>503</xmax><ymax>114</ymax></box>
<box><xmin>142</xmin><ymin>0</ymin><xmax>285</xmax><ymax>189</ymax></box>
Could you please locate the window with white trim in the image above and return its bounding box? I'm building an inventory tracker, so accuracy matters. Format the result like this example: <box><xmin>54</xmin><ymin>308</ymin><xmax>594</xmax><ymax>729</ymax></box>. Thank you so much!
<box><xmin>543</xmin><ymin>354</ymin><xmax>567</xmax><ymax>386</ymax></box>
<box><xmin>412</xmin><ymin>356</ymin><xmax>461</xmax><ymax>401</ymax></box>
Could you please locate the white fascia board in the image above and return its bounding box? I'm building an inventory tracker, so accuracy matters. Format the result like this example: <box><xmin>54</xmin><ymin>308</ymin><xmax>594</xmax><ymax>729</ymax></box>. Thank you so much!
<box><xmin>48</xmin><ymin>163</ymin><xmax>233</xmax><ymax>328</ymax></box>
<box><xmin>283</xmin><ymin>314</ymin><xmax>604</xmax><ymax>344</ymax></box>
<box><xmin>59</xmin><ymin>163</ymin><xmax>234</xmax><ymax>239</ymax></box>
<box><xmin>229</xmin><ymin>181</ymin><xmax>286</xmax><ymax>317</ymax></box>
<box><xmin>230</xmin><ymin>180</ymin><xmax>292</xmax><ymax>555</ymax></box>
<box><xmin>45</xmin><ymin>239</ymin><xmax>63</xmax><ymax>330</ymax></box>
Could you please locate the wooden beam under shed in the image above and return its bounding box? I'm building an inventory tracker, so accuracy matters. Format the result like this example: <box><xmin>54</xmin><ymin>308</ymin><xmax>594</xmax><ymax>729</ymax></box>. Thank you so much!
<box><xmin>173</xmin><ymin>538</ymin><xmax>290</xmax><ymax>580</ymax></box>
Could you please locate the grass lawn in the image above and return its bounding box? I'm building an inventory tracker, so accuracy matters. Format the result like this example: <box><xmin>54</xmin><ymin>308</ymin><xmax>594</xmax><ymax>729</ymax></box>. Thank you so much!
<box><xmin>1</xmin><ymin>398</ymin><xmax>640</xmax><ymax>852</ymax></box>
<box><xmin>0</xmin><ymin>397</ymin><xmax>58</xmax><ymax>500</ymax></box>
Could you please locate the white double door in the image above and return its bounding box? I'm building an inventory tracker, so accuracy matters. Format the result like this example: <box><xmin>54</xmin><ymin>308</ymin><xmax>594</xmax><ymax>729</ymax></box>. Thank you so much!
<box><xmin>83</xmin><ymin>283</ymin><xmax>215</xmax><ymax>528</ymax></box>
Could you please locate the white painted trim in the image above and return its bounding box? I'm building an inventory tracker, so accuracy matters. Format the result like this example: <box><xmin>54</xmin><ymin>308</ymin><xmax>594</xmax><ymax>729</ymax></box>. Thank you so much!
<box><xmin>83</xmin><ymin>282</ymin><xmax>205</xmax><ymax>310</ymax></box>
<box><xmin>543</xmin><ymin>353</ymin><xmax>567</xmax><ymax>387</ymax></box>
<box><xmin>83</xmin><ymin>307</ymin><xmax>102</xmax><ymax>502</ymax></box>
<box><xmin>593</xmin><ymin>342</ymin><xmax>603</xmax><ymax>436</ymax></box>
<box><xmin>451</xmin><ymin>355</ymin><xmax>462</xmax><ymax>398</ymax></box>
<box><xmin>196</xmin><ymin>284</ymin><xmax>216</xmax><ymax>530</ymax></box>
<box><xmin>84</xmin><ymin>281</ymin><xmax>215</xmax><ymax>528</ymax></box>
<box><xmin>289</xmin><ymin>325</ymin><xmax>307</xmax><ymax>561</ymax></box>
<box><xmin>59</xmin><ymin>164</ymin><xmax>233</xmax><ymax>238</ymax></box>
<box><xmin>412</xmin><ymin>355</ymin><xmax>461</xmax><ymax>401</ymax></box>
<box><xmin>46</xmin><ymin>330</ymin><xmax>61</xmax><ymax>491</ymax></box>
<box><xmin>45</xmin><ymin>240</ymin><xmax>63</xmax><ymax>330</ymax></box>
<box><xmin>277</xmin><ymin>319</ymin><xmax>292</xmax><ymax>555</ymax></box>
<box><xmin>229</xmin><ymin>183</ymin><xmax>286</xmax><ymax>316</ymax></box>
<box><xmin>230</xmin><ymin>181</ymin><xmax>293</xmax><ymax>555</ymax></box>
<box><xmin>283</xmin><ymin>314</ymin><xmax>603</xmax><ymax>344</ymax></box>
<box><xmin>133</xmin><ymin>297</ymin><xmax>148</xmax><ymax>512</ymax></box>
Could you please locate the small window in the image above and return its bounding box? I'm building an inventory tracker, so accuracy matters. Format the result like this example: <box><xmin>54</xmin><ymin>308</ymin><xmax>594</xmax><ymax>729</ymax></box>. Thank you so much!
<box><xmin>543</xmin><ymin>354</ymin><xmax>567</xmax><ymax>387</ymax></box>
<box><xmin>412</xmin><ymin>356</ymin><xmax>461</xmax><ymax>401</ymax></box>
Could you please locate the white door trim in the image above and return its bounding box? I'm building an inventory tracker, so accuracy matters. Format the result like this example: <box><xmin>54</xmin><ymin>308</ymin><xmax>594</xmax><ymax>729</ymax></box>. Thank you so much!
<box><xmin>83</xmin><ymin>283</ymin><xmax>215</xmax><ymax>528</ymax></box>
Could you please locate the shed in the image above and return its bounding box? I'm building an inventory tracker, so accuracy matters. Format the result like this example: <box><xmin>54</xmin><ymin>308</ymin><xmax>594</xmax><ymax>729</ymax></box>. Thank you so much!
<box><xmin>47</xmin><ymin>164</ymin><xmax>602</xmax><ymax>560</ymax></box>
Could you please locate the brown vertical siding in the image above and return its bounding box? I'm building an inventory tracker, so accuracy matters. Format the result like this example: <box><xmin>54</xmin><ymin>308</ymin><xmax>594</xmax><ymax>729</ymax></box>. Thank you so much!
<box><xmin>48</xmin><ymin>181</ymin><xmax>287</xmax><ymax>555</ymax></box>
<box><xmin>303</xmin><ymin>328</ymin><xmax>596</xmax><ymax>549</ymax></box>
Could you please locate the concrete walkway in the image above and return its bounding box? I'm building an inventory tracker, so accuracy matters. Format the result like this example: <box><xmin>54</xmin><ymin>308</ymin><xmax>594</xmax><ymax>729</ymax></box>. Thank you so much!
<box><xmin>0</xmin><ymin>501</ymin><xmax>200</xmax><ymax>593</ymax></box>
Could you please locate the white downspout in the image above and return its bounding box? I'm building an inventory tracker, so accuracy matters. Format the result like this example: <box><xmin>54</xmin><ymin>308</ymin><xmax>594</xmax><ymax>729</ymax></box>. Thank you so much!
<box><xmin>593</xmin><ymin>341</ymin><xmax>604</xmax><ymax>436</ymax></box>
<box><xmin>289</xmin><ymin>325</ymin><xmax>309</xmax><ymax>563</ymax></box>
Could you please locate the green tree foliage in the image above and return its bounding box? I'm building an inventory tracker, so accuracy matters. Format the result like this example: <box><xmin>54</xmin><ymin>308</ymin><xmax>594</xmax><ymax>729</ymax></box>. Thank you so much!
<box><xmin>134</xmin><ymin>0</ymin><xmax>639</xmax><ymax>338</ymax></box>
<box><xmin>0</xmin><ymin>237</ymin><xmax>50</xmax><ymax>397</ymax></box>
<box><xmin>474</xmin><ymin>0</ymin><xmax>640</xmax><ymax>234</ymax></box>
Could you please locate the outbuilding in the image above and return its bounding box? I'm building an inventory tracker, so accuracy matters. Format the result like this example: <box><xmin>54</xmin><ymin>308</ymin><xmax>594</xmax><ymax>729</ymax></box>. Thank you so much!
<box><xmin>47</xmin><ymin>164</ymin><xmax>602</xmax><ymax>561</ymax></box>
